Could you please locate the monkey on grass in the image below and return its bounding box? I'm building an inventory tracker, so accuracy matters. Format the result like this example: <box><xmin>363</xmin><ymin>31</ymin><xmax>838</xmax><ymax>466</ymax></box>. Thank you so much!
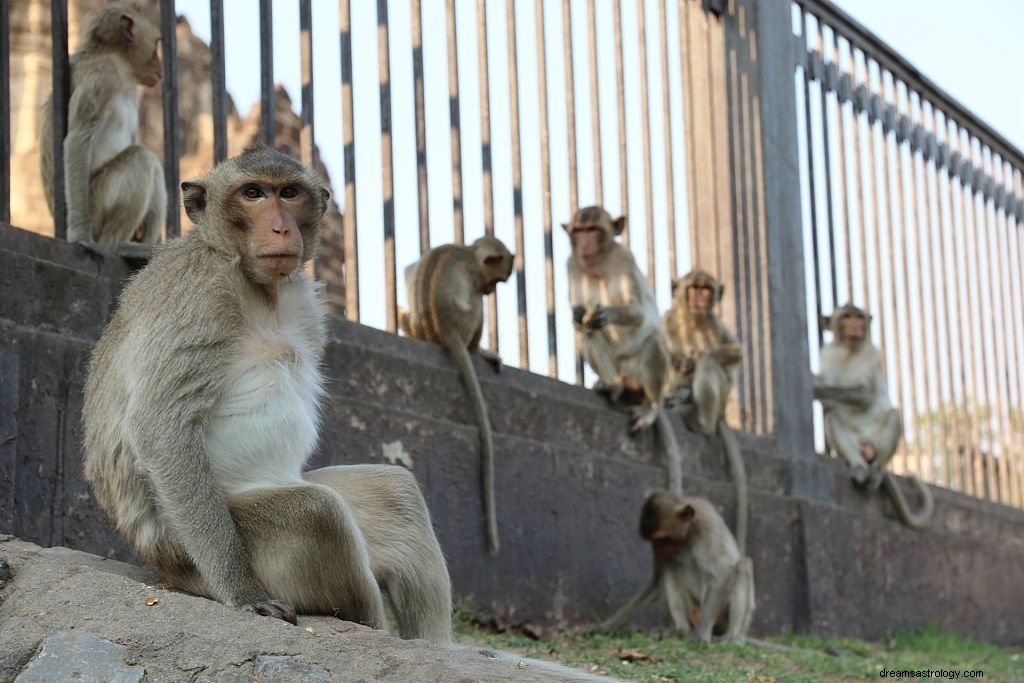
<box><xmin>83</xmin><ymin>147</ymin><xmax>452</xmax><ymax>643</ymax></box>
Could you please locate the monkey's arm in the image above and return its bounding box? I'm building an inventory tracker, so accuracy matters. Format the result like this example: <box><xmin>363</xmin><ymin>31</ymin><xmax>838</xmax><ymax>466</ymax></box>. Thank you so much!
<box><xmin>812</xmin><ymin>378</ymin><xmax>874</xmax><ymax>408</ymax></box>
<box><xmin>709</xmin><ymin>326</ymin><xmax>742</xmax><ymax>368</ymax></box>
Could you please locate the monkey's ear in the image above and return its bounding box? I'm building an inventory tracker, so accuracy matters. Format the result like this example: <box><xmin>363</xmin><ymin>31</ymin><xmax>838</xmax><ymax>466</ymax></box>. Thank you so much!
<box><xmin>679</xmin><ymin>504</ymin><xmax>695</xmax><ymax>521</ymax></box>
<box><xmin>821</xmin><ymin>315</ymin><xmax>832</xmax><ymax>330</ymax></box>
<box><xmin>612</xmin><ymin>215</ymin><xmax>627</xmax><ymax>236</ymax></box>
<box><xmin>319</xmin><ymin>187</ymin><xmax>331</xmax><ymax>211</ymax></box>
<box><xmin>717</xmin><ymin>284</ymin><xmax>726</xmax><ymax>301</ymax></box>
<box><xmin>119</xmin><ymin>14</ymin><xmax>136</xmax><ymax>44</ymax></box>
<box><xmin>561</xmin><ymin>222</ymin><xmax>571</xmax><ymax>234</ymax></box>
<box><xmin>181</xmin><ymin>181</ymin><xmax>207</xmax><ymax>225</ymax></box>
<box><xmin>670</xmin><ymin>279</ymin><xmax>680</xmax><ymax>295</ymax></box>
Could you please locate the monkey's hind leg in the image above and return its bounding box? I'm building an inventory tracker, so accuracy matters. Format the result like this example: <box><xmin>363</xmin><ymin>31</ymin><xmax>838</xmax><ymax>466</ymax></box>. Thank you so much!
<box><xmin>228</xmin><ymin>484</ymin><xmax>388</xmax><ymax>630</ymax></box>
<box><xmin>305</xmin><ymin>465</ymin><xmax>454</xmax><ymax>645</ymax></box>
<box><xmin>722</xmin><ymin>557</ymin><xmax>755</xmax><ymax>643</ymax></box>
<box><xmin>90</xmin><ymin>146</ymin><xmax>166</xmax><ymax>245</ymax></box>
<box><xmin>691</xmin><ymin>356</ymin><xmax>727</xmax><ymax>437</ymax></box>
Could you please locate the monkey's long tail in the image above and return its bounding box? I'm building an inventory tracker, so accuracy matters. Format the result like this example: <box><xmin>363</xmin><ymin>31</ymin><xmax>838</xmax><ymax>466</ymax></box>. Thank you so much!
<box><xmin>717</xmin><ymin>421</ymin><xmax>748</xmax><ymax>555</ymax></box>
<box><xmin>448</xmin><ymin>343</ymin><xmax>500</xmax><ymax>556</ymax></box>
<box><xmin>880</xmin><ymin>473</ymin><xmax>933</xmax><ymax>529</ymax></box>
<box><xmin>656</xmin><ymin>412</ymin><xmax>684</xmax><ymax>495</ymax></box>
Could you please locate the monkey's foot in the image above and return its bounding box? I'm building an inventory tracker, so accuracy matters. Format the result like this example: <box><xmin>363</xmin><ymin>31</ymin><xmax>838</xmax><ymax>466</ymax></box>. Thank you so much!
<box><xmin>850</xmin><ymin>465</ymin><xmax>871</xmax><ymax>489</ymax></box>
<box><xmin>629</xmin><ymin>409</ymin><xmax>658</xmax><ymax>433</ymax></box>
<box><xmin>244</xmin><ymin>600</ymin><xmax>298</xmax><ymax>625</ymax></box>
<box><xmin>594</xmin><ymin>380</ymin><xmax>625</xmax><ymax>403</ymax></box>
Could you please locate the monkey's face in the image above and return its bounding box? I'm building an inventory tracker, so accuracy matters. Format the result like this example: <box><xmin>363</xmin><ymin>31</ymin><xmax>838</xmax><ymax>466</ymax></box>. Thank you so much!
<box><xmin>686</xmin><ymin>284</ymin><xmax>715</xmax><ymax>317</ymax></box>
<box><xmin>837</xmin><ymin>312</ymin><xmax>867</xmax><ymax>349</ymax></box>
<box><xmin>473</xmin><ymin>237</ymin><xmax>515</xmax><ymax>294</ymax></box>
<box><xmin>116</xmin><ymin>11</ymin><xmax>163</xmax><ymax>87</ymax></box>
<box><xmin>570</xmin><ymin>225</ymin><xmax>606</xmax><ymax>265</ymax></box>
<box><xmin>639</xmin><ymin>491</ymin><xmax>693</xmax><ymax>559</ymax></box>
<box><xmin>235</xmin><ymin>182</ymin><xmax>317</xmax><ymax>285</ymax></box>
<box><xmin>134</xmin><ymin>37</ymin><xmax>163</xmax><ymax>87</ymax></box>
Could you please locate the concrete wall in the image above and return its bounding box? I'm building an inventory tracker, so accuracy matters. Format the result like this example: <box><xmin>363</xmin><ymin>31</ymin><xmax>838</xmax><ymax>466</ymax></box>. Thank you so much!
<box><xmin>2</xmin><ymin>224</ymin><xmax>1022</xmax><ymax>645</ymax></box>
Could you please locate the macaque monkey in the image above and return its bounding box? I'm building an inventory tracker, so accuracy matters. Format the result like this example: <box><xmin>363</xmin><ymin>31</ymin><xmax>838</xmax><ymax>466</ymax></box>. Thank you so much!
<box><xmin>564</xmin><ymin>206</ymin><xmax>683</xmax><ymax>494</ymax></box>
<box><xmin>813</xmin><ymin>304</ymin><xmax>933</xmax><ymax>528</ymax></box>
<box><xmin>600</xmin><ymin>491</ymin><xmax>754</xmax><ymax>644</ymax></box>
<box><xmin>399</xmin><ymin>236</ymin><xmax>514</xmax><ymax>556</ymax></box>
<box><xmin>40</xmin><ymin>3</ymin><xmax>167</xmax><ymax>245</ymax></box>
<box><xmin>83</xmin><ymin>148</ymin><xmax>452</xmax><ymax>644</ymax></box>
<box><xmin>662</xmin><ymin>269</ymin><xmax>748</xmax><ymax>552</ymax></box>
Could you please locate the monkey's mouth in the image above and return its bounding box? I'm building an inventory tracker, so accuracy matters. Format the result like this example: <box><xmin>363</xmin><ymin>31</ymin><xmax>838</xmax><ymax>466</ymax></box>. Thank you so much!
<box><xmin>260</xmin><ymin>253</ymin><xmax>300</xmax><ymax>260</ymax></box>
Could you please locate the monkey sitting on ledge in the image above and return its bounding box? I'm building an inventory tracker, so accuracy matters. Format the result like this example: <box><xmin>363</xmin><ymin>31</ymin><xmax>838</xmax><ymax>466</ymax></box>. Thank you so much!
<box><xmin>83</xmin><ymin>147</ymin><xmax>452</xmax><ymax>643</ymax></box>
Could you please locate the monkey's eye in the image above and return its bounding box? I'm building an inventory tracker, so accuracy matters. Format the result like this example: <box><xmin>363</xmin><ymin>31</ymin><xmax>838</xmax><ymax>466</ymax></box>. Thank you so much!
<box><xmin>242</xmin><ymin>185</ymin><xmax>265</xmax><ymax>200</ymax></box>
<box><xmin>280</xmin><ymin>185</ymin><xmax>301</xmax><ymax>200</ymax></box>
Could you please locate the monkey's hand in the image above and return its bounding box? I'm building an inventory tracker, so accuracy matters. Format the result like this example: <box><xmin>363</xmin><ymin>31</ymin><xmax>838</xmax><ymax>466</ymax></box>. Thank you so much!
<box><xmin>674</xmin><ymin>357</ymin><xmax>696</xmax><ymax>375</ymax></box>
<box><xmin>572</xmin><ymin>305</ymin><xmax>587</xmax><ymax>327</ymax></box>
<box><xmin>244</xmin><ymin>600</ymin><xmax>298</xmax><ymax>625</ymax></box>
<box><xmin>582</xmin><ymin>306</ymin><xmax>610</xmax><ymax>330</ymax></box>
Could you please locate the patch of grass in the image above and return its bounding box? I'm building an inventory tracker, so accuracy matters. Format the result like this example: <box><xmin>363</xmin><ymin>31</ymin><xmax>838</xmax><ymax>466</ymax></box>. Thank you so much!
<box><xmin>454</xmin><ymin>612</ymin><xmax>1024</xmax><ymax>682</ymax></box>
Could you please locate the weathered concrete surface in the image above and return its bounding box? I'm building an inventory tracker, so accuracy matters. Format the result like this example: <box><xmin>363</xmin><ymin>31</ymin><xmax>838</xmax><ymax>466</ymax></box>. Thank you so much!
<box><xmin>0</xmin><ymin>537</ymin><xmax>619</xmax><ymax>683</ymax></box>
<box><xmin>2</xmin><ymin>223</ymin><xmax>1024</xmax><ymax>647</ymax></box>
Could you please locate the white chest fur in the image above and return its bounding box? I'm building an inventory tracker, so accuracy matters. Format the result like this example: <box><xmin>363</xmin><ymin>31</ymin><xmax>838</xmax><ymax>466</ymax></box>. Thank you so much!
<box><xmin>206</xmin><ymin>282</ymin><xmax>326</xmax><ymax>495</ymax></box>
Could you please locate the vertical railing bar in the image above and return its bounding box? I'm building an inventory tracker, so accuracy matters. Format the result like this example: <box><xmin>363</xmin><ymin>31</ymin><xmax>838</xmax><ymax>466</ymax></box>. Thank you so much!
<box><xmin>890</xmin><ymin>79</ymin><xmax>923</xmax><ymax>477</ymax></box>
<box><xmin>339</xmin><ymin>0</ymin><xmax>360</xmax><ymax>321</ymax></box>
<box><xmin>586</xmin><ymin>0</ymin><xmax>603</xmax><ymax>205</ymax></box>
<box><xmin>49</xmin><ymin>1</ymin><xmax>69</xmax><ymax>239</ymax></box>
<box><xmin>992</xmin><ymin>157</ymin><xmax>1012</xmax><ymax>505</ymax></box>
<box><xmin>659</xmin><ymin>0</ymin><xmax>677</xmax><ymax>282</ymax></box>
<box><xmin>800</xmin><ymin>10</ymin><xmax>825</xmax><ymax>346</ymax></box>
<box><xmin>921</xmin><ymin>100</ymin><xmax>957</xmax><ymax>488</ymax></box>
<box><xmin>613</xmin><ymin>0</ymin><xmax>629</xmax><ymax>247</ymax></box>
<box><xmin>636</xmin><ymin>0</ymin><xmax>655</xmax><ymax>289</ymax></box>
<box><xmin>904</xmin><ymin>91</ymin><xmax>934</xmax><ymax>482</ymax></box>
<box><xmin>299</xmin><ymin>0</ymin><xmax>315</xmax><ymax>167</ymax></box>
<box><xmin>378</xmin><ymin>0</ymin><xmax>397</xmax><ymax>332</ymax></box>
<box><xmin>1010</xmin><ymin>168</ymin><xmax>1024</xmax><ymax>506</ymax></box>
<box><xmin>209</xmin><ymin>0</ymin><xmax>228</xmax><ymax>164</ymax></box>
<box><xmin>258</xmin><ymin>0</ymin><xmax>275</xmax><ymax>146</ymax></box>
<box><xmin>830</xmin><ymin>31</ymin><xmax>853</xmax><ymax>300</ymax></box>
<box><xmin>848</xmin><ymin>46</ymin><xmax>869</xmax><ymax>307</ymax></box>
<box><xmin>476</xmin><ymin>0</ymin><xmax>499</xmax><ymax>352</ymax></box>
<box><xmin>562</xmin><ymin>0</ymin><xmax>582</xmax><ymax>385</ymax></box>
<box><xmin>160</xmin><ymin>0</ymin><xmax>180</xmax><ymax>237</ymax></box>
<box><xmin>446</xmin><ymin>0</ymin><xmax>465</xmax><ymax>244</ymax></box>
<box><xmin>863</xmin><ymin>60</ymin><xmax>889</xmax><ymax>384</ymax></box>
<box><xmin>679</xmin><ymin>0</ymin><xmax>698</xmax><ymax>260</ymax></box>
<box><xmin>952</xmin><ymin>124</ymin><xmax>982</xmax><ymax>497</ymax></box>
<box><xmin>0</xmin><ymin>0</ymin><xmax>9</xmax><ymax>223</ymax></box>
<box><xmin>506</xmin><ymin>0</ymin><xmax>528</xmax><ymax>368</ymax></box>
<box><xmin>967</xmin><ymin>137</ymin><xmax>996</xmax><ymax>501</ymax></box>
<box><xmin>535</xmin><ymin>0</ymin><xmax>557</xmax><ymax>378</ymax></box>
<box><xmin>815</xmin><ymin>18</ymin><xmax>838</xmax><ymax>307</ymax></box>
<box><xmin>411</xmin><ymin>0</ymin><xmax>430</xmax><ymax>253</ymax></box>
<box><xmin>876</xmin><ymin>70</ymin><xmax>908</xmax><ymax>474</ymax></box>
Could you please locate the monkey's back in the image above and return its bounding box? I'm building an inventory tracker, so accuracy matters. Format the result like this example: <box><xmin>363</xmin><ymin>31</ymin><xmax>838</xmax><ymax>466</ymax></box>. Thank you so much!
<box><xmin>405</xmin><ymin>244</ymin><xmax>482</xmax><ymax>347</ymax></box>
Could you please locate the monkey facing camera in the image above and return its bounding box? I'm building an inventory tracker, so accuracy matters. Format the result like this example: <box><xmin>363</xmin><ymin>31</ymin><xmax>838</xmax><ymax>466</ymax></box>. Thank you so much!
<box><xmin>82</xmin><ymin>147</ymin><xmax>453</xmax><ymax>643</ymax></box>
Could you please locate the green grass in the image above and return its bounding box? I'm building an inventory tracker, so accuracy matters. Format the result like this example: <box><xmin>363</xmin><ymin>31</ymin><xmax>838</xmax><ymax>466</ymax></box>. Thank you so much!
<box><xmin>454</xmin><ymin>614</ymin><xmax>1023</xmax><ymax>682</ymax></box>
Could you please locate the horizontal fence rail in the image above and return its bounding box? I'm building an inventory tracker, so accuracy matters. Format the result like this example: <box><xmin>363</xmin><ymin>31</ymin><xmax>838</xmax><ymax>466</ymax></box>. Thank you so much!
<box><xmin>3</xmin><ymin>0</ymin><xmax>1021</xmax><ymax>510</ymax></box>
<box><xmin>794</xmin><ymin>0</ymin><xmax>1024</xmax><ymax>507</ymax></box>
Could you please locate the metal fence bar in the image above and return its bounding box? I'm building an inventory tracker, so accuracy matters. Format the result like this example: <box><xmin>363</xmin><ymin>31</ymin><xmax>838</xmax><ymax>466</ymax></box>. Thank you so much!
<box><xmin>561</xmin><ymin>0</ymin><xmax>583</xmax><ymax>385</ymax></box>
<box><xmin>209</xmin><ymin>0</ymin><xmax>227</xmax><ymax>164</ymax></box>
<box><xmin>636</xmin><ymin>0</ymin><xmax>655</xmax><ymax>289</ymax></box>
<box><xmin>586</xmin><ymin>0</ymin><xmax>602</xmax><ymax>206</ymax></box>
<box><xmin>848</xmin><ymin>47</ymin><xmax>869</xmax><ymax>307</ymax></box>
<box><xmin>412</xmin><ymin>0</ymin><xmax>430</xmax><ymax>254</ymax></box>
<box><xmin>49</xmin><ymin>1</ymin><xmax>70</xmax><ymax>239</ymax></box>
<box><xmin>340</xmin><ymin>0</ymin><xmax>359</xmax><ymax>321</ymax></box>
<box><xmin>378</xmin><ymin>0</ymin><xmax>397</xmax><ymax>333</ymax></box>
<box><xmin>863</xmin><ymin>61</ymin><xmax>890</xmax><ymax>395</ymax></box>
<box><xmin>506</xmin><ymin>0</ymin><xmax>529</xmax><ymax>368</ymax></box>
<box><xmin>258</xmin><ymin>0</ymin><xmax>274</xmax><ymax>146</ymax></box>
<box><xmin>299</xmin><ymin>0</ymin><xmax>314</xmax><ymax>168</ymax></box>
<box><xmin>535</xmin><ymin>0</ymin><xmax>557</xmax><ymax>378</ymax></box>
<box><xmin>997</xmin><ymin>159</ymin><xmax>1024</xmax><ymax>506</ymax></box>
<box><xmin>799</xmin><ymin>9</ymin><xmax>824</xmax><ymax>345</ymax></box>
<box><xmin>613</xmin><ymin>0</ymin><xmax>629</xmax><ymax>247</ymax></box>
<box><xmin>476</xmin><ymin>0</ymin><xmax>498</xmax><ymax>352</ymax></box>
<box><xmin>160</xmin><ymin>0</ymin><xmax>180</xmax><ymax>237</ymax></box>
<box><xmin>1012</xmin><ymin>169</ymin><xmax>1024</xmax><ymax>504</ymax></box>
<box><xmin>0</xmin><ymin>1</ymin><xmax>9</xmax><ymax>224</ymax></box>
<box><xmin>814</xmin><ymin>21</ymin><xmax>838</xmax><ymax>307</ymax></box>
<box><xmin>829</xmin><ymin>32</ymin><xmax>853</xmax><ymax>300</ymax></box>
<box><xmin>446</xmin><ymin>0</ymin><xmax>465</xmax><ymax>244</ymax></box>
<box><xmin>659</xmin><ymin>0</ymin><xmax>677</xmax><ymax>281</ymax></box>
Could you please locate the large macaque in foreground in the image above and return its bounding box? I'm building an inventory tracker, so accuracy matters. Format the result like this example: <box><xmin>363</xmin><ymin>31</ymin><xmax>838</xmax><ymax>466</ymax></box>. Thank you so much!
<box><xmin>41</xmin><ymin>3</ymin><xmax>166</xmax><ymax>245</ymax></box>
<box><xmin>662</xmin><ymin>269</ymin><xmax>747</xmax><ymax>552</ymax></box>
<box><xmin>564</xmin><ymin>206</ymin><xmax>682</xmax><ymax>493</ymax></box>
<box><xmin>814</xmin><ymin>304</ymin><xmax>933</xmax><ymax>528</ymax></box>
<box><xmin>599</xmin><ymin>491</ymin><xmax>754</xmax><ymax>644</ymax></box>
<box><xmin>83</xmin><ymin>148</ymin><xmax>452</xmax><ymax>643</ymax></box>
<box><xmin>399</xmin><ymin>236</ymin><xmax>514</xmax><ymax>556</ymax></box>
